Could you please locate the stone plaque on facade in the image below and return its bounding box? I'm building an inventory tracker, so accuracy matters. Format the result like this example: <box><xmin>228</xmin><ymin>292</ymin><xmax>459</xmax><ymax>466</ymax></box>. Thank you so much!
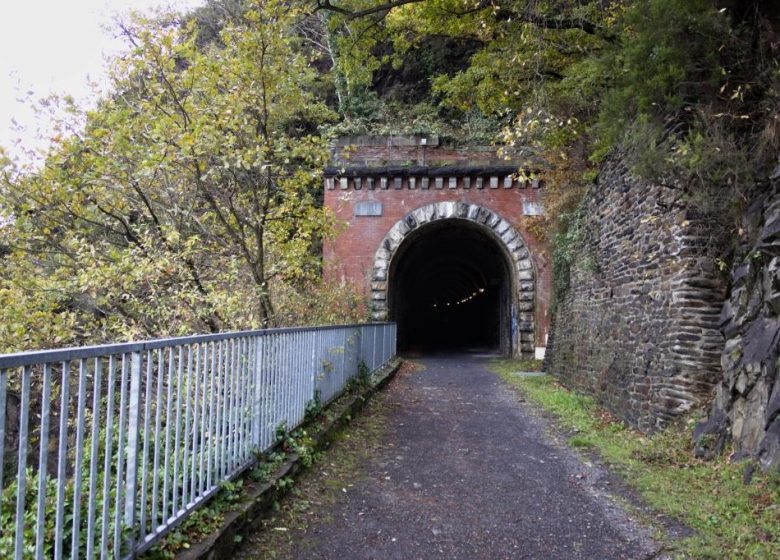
<box><xmin>522</xmin><ymin>202</ymin><xmax>543</xmax><ymax>216</ymax></box>
<box><xmin>355</xmin><ymin>201</ymin><xmax>383</xmax><ymax>217</ymax></box>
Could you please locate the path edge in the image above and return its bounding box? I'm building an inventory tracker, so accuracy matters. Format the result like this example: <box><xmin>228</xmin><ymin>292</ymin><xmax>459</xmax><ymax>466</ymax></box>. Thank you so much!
<box><xmin>169</xmin><ymin>358</ymin><xmax>402</xmax><ymax>560</ymax></box>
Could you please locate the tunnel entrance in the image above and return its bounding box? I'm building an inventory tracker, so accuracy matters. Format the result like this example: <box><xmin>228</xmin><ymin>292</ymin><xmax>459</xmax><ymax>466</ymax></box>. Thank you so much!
<box><xmin>389</xmin><ymin>220</ymin><xmax>513</xmax><ymax>354</ymax></box>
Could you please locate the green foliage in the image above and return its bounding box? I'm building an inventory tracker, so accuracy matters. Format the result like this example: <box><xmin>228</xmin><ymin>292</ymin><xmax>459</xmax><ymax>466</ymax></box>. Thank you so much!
<box><xmin>550</xmin><ymin>208</ymin><xmax>585</xmax><ymax>308</ymax></box>
<box><xmin>346</xmin><ymin>359</ymin><xmax>371</xmax><ymax>392</ymax></box>
<box><xmin>271</xmin><ymin>280</ymin><xmax>369</xmax><ymax>327</ymax></box>
<box><xmin>592</xmin><ymin>0</ymin><xmax>732</xmax><ymax>169</ymax></box>
<box><xmin>0</xmin><ymin>419</ymin><xmax>129</xmax><ymax>558</ymax></box>
<box><xmin>145</xmin><ymin>479</ymin><xmax>247</xmax><ymax>559</ymax></box>
<box><xmin>1</xmin><ymin>469</ymin><xmax>67</xmax><ymax>558</ymax></box>
<box><xmin>323</xmin><ymin>0</ymin><xmax>777</xmax><ymax>202</ymax></box>
<box><xmin>275</xmin><ymin>423</ymin><xmax>317</xmax><ymax>468</ymax></box>
<box><xmin>492</xmin><ymin>358</ymin><xmax>780</xmax><ymax>559</ymax></box>
<box><xmin>598</xmin><ymin>1</ymin><xmax>724</xmax><ymax>134</ymax></box>
<box><xmin>304</xmin><ymin>390</ymin><xmax>323</xmax><ymax>424</ymax></box>
<box><xmin>0</xmin><ymin>0</ymin><xmax>359</xmax><ymax>352</ymax></box>
<box><xmin>357</xmin><ymin>359</ymin><xmax>369</xmax><ymax>379</ymax></box>
<box><xmin>323</xmin><ymin>98</ymin><xmax>502</xmax><ymax>143</ymax></box>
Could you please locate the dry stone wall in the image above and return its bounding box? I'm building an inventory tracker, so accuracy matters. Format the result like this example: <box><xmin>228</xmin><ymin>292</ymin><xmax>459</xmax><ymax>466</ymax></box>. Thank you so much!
<box><xmin>547</xmin><ymin>156</ymin><xmax>727</xmax><ymax>432</ymax></box>
<box><xmin>695</xmin><ymin>169</ymin><xmax>780</xmax><ymax>468</ymax></box>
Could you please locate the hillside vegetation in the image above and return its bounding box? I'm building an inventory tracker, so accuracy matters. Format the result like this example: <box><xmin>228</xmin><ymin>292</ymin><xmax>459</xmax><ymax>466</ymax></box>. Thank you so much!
<box><xmin>1</xmin><ymin>0</ymin><xmax>778</xmax><ymax>352</ymax></box>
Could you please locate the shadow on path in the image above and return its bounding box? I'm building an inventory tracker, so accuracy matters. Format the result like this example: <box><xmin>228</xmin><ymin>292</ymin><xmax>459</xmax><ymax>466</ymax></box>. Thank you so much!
<box><xmin>235</xmin><ymin>355</ymin><xmax>661</xmax><ymax>559</ymax></box>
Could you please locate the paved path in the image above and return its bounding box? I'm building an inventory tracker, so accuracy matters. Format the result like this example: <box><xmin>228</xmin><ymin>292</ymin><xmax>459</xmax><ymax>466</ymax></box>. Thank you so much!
<box><xmin>236</xmin><ymin>355</ymin><xmax>661</xmax><ymax>559</ymax></box>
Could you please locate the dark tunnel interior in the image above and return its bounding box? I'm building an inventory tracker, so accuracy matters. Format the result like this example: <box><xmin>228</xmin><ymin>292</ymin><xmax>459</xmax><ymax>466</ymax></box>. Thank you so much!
<box><xmin>389</xmin><ymin>221</ymin><xmax>511</xmax><ymax>354</ymax></box>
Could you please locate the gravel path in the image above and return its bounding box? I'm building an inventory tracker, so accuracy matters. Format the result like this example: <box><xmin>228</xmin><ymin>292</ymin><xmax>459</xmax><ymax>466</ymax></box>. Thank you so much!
<box><xmin>235</xmin><ymin>354</ymin><xmax>663</xmax><ymax>559</ymax></box>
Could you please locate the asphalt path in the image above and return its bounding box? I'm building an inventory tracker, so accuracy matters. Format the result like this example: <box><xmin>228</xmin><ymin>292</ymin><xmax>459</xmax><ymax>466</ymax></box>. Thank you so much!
<box><xmin>236</xmin><ymin>354</ymin><xmax>662</xmax><ymax>559</ymax></box>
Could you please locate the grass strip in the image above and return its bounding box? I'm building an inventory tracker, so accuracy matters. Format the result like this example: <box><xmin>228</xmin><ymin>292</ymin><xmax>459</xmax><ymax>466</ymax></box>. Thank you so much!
<box><xmin>490</xmin><ymin>358</ymin><xmax>780</xmax><ymax>559</ymax></box>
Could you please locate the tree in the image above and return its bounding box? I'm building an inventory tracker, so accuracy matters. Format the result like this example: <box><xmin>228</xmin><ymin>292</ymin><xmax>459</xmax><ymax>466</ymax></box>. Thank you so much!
<box><xmin>0</xmin><ymin>0</ymin><xmax>338</xmax><ymax>350</ymax></box>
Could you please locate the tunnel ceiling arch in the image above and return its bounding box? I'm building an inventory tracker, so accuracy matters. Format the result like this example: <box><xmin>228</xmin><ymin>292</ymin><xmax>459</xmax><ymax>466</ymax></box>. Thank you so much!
<box><xmin>370</xmin><ymin>201</ymin><xmax>536</xmax><ymax>356</ymax></box>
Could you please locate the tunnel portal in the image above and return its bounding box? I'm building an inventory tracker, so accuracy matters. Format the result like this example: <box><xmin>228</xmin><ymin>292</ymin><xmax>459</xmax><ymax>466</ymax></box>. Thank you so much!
<box><xmin>389</xmin><ymin>220</ymin><xmax>513</xmax><ymax>354</ymax></box>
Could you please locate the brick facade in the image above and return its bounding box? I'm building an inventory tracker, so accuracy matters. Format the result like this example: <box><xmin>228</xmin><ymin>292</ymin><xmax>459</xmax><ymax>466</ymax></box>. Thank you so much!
<box><xmin>322</xmin><ymin>136</ymin><xmax>551</xmax><ymax>353</ymax></box>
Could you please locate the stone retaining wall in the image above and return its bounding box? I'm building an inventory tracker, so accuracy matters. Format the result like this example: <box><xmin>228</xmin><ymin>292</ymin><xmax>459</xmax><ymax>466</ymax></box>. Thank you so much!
<box><xmin>547</xmin><ymin>156</ymin><xmax>727</xmax><ymax>431</ymax></box>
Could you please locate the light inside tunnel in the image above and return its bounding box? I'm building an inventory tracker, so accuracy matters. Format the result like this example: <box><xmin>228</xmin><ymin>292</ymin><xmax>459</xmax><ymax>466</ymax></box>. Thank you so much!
<box><xmin>388</xmin><ymin>220</ymin><xmax>512</xmax><ymax>353</ymax></box>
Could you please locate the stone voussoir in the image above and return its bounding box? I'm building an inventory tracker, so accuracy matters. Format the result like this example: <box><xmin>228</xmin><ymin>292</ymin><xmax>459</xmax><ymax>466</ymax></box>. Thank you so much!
<box><xmin>370</xmin><ymin>202</ymin><xmax>536</xmax><ymax>355</ymax></box>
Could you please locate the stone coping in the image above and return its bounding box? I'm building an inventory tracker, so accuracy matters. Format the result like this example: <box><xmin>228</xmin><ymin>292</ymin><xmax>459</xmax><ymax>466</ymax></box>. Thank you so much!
<box><xmin>333</xmin><ymin>134</ymin><xmax>441</xmax><ymax>147</ymax></box>
<box><xmin>323</xmin><ymin>164</ymin><xmax>529</xmax><ymax>178</ymax></box>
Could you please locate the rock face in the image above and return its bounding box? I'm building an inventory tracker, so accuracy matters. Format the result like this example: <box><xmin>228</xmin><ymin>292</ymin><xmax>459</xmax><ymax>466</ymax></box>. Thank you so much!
<box><xmin>547</xmin><ymin>156</ymin><xmax>728</xmax><ymax>432</ymax></box>
<box><xmin>696</xmin><ymin>169</ymin><xmax>780</xmax><ymax>468</ymax></box>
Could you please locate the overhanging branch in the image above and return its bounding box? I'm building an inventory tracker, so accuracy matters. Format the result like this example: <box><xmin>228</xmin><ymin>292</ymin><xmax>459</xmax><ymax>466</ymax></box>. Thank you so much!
<box><xmin>315</xmin><ymin>0</ymin><xmax>423</xmax><ymax>20</ymax></box>
<box><xmin>314</xmin><ymin>0</ymin><xmax>614</xmax><ymax>40</ymax></box>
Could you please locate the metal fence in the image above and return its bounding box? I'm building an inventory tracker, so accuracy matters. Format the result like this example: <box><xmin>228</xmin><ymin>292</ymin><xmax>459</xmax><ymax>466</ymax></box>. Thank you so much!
<box><xmin>0</xmin><ymin>322</ymin><xmax>396</xmax><ymax>559</ymax></box>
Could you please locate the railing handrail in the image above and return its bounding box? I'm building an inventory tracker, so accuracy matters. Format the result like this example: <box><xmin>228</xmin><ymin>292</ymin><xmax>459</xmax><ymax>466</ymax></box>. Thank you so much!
<box><xmin>0</xmin><ymin>321</ymin><xmax>397</xmax><ymax>559</ymax></box>
<box><xmin>0</xmin><ymin>322</ymin><xmax>395</xmax><ymax>369</ymax></box>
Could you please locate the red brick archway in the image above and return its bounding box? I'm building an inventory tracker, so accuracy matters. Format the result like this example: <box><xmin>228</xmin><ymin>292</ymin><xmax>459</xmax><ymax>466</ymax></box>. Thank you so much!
<box><xmin>371</xmin><ymin>202</ymin><xmax>535</xmax><ymax>356</ymax></box>
<box><xmin>322</xmin><ymin>136</ymin><xmax>551</xmax><ymax>357</ymax></box>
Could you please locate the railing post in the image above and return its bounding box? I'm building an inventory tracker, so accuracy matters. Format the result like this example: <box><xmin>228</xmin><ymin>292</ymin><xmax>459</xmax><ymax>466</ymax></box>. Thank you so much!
<box><xmin>341</xmin><ymin>328</ymin><xmax>348</xmax><ymax>385</ymax></box>
<box><xmin>382</xmin><ymin>324</ymin><xmax>387</xmax><ymax>365</ymax></box>
<box><xmin>124</xmin><ymin>351</ymin><xmax>143</xmax><ymax>552</ymax></box>
<box><xmin>0</xmin><ymin>368</ymin><xmax>6</xmax><ymax>520</ymax></box>
<box><xmin>14</xmin><ymin>366</ymin><xmax>31</xmax><ymax>560</ymax></box>
<box><xmin>254</xmin><ymin>335</ymin><xmax>264</xmax><ymax>448</ymax></box>
<box><xmin>54</xmin><ymin>361</ymin><xmax>70</xmax><ymax>560</ymax></box>
<box><xmin>357</xmin><ymin>326</ymin><xmax>364</xmax><ymax>377</ymax></box>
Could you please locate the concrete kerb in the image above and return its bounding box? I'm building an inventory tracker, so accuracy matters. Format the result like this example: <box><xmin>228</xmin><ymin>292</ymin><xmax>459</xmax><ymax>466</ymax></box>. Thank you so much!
<box><xmin>168</xmin><ymin>358</ymin><xmax>403</xmax><ymax>560</ymax></box>
<box><xmin>510</xmin><ymin>371</ymin><xmax>547</xmax><ymax>378</ymax></box>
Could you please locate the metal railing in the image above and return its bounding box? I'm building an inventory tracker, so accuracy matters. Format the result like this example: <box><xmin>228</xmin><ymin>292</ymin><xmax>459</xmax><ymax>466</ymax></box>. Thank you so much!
<box><xmin>0</xmin><ymin>322</ymin><xmax>396</xmax><ymax>559</ymax></box>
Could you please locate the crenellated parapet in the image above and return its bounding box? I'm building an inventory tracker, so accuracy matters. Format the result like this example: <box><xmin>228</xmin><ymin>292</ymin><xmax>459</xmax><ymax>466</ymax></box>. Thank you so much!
<box><xmin>323</xmin><ymin>165</ymin><xmax>543</xmax><ymax>191</ymax></box>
